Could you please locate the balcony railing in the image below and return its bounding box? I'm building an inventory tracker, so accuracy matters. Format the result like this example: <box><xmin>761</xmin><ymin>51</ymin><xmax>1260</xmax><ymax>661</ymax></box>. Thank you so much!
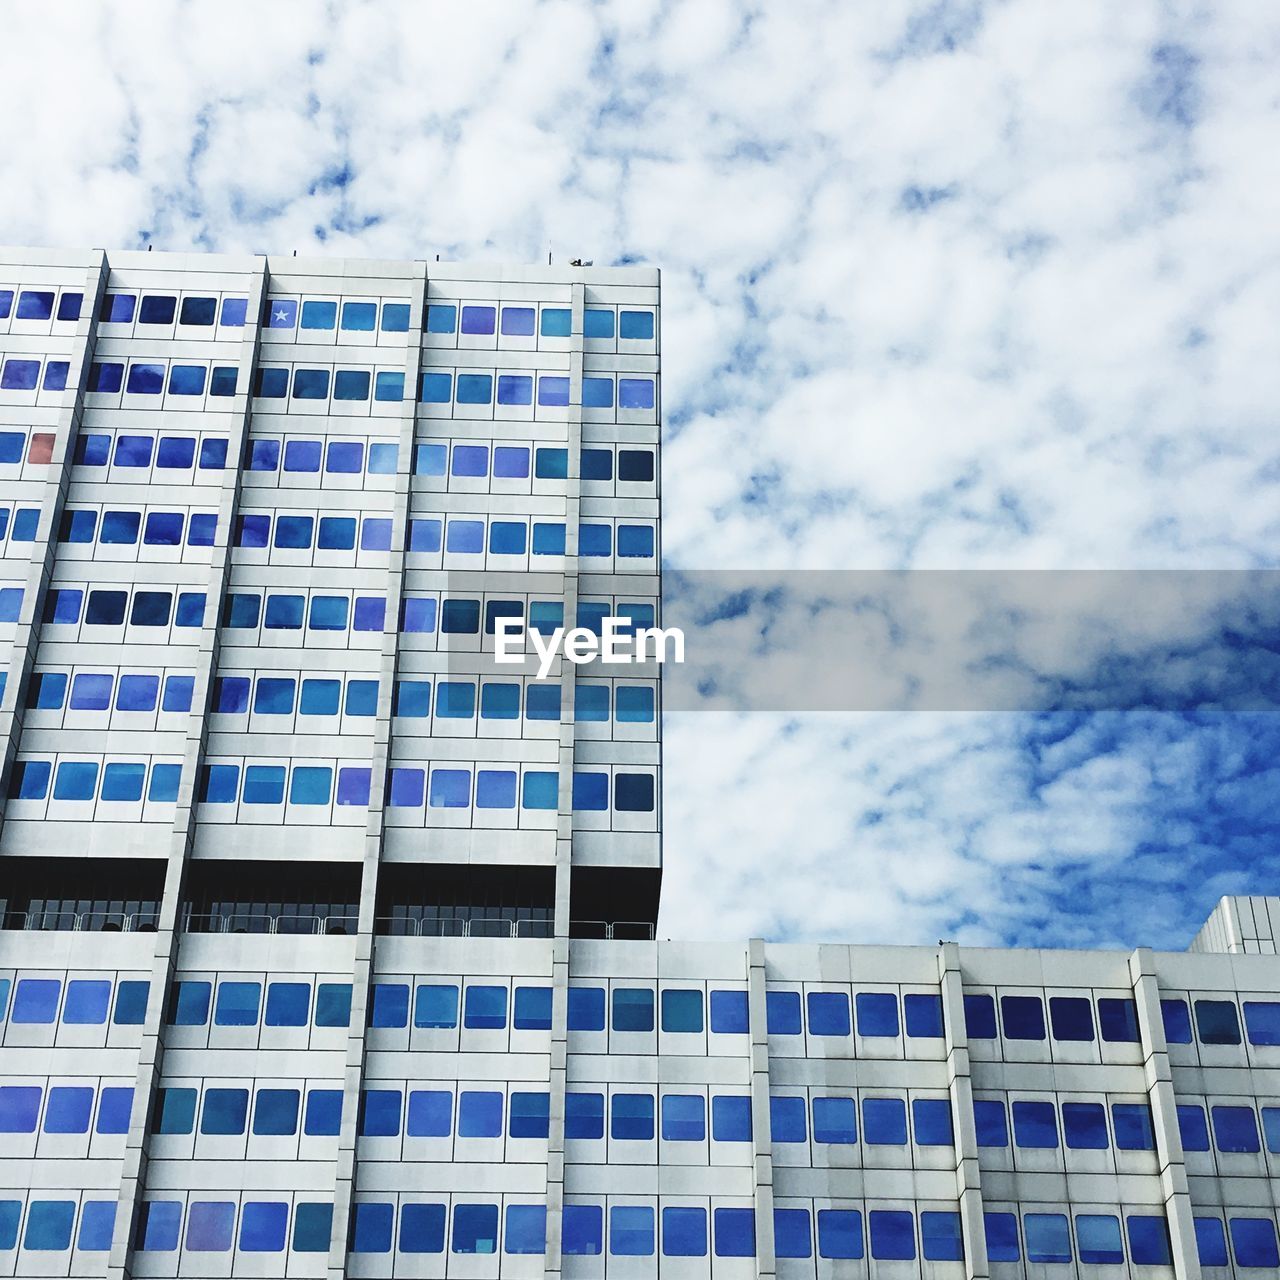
<box><xmin>570</xmin><ymin>920</ymin><xmax>656</xmax><ymax>941</ymax></box>
<box><xmin>2</xmin><ymin>910</ymin><xmax>158</xmax><ymax>933</ymax></box>
<box><xmin>182</xmin><ymin>911</ymin><xmax>358</xmax><ymax>936</ymax></box>
<box><xmin>375</xmin><ymin>916</ymin><xmax>554</xmax><ymax>939</ymax></box>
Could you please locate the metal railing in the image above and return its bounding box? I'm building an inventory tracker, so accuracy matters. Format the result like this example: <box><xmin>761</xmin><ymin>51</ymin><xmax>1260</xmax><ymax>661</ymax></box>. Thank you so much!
<box><xmin>375</xmin><ymin>916</ymin><xmax>555</xmax><ymax>939</ymax></box>
<box><xmin>2</xmin><ymin>910</ymin><xmax>159</xmax><ymax>933</ymax></box>
<box><xmin>181</xmin><ymin>911</ymin><xmax>359</xmax><ymax>936</ymax></box>
<box><xmin>570</xmin><ymin>920</ymin><xmax>656</xmax><ymax>941</ymax></box>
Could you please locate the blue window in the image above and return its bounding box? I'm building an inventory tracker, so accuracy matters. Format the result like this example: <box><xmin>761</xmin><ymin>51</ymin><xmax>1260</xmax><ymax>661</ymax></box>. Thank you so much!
<box><xmin>584</xmin><ymin>308</ymin><xmax>614</xmax><ymax>338</ymax></box>
<box><xmin>11</xmin><ymin>507</ymin><xmax>38</xmax><ymax>540</ymax></box>
<box><xmin>767</xmin><ymin>990</ymin><xmax>802</xmax><ymax>1035</ymax></box>
<box><xmin>152</xmin><ymin>1087</ymin><xmax>196</xmax><ymax>1134</ymax></box>
<box><xmin>1002</xmin><ymin>994</ymin><xmax>1046</xmax><ymax>1039</ymax></box>
<box><xmin>337</xmin><ymin>767</ymin><xmax>371</xmax><ymax>806</ymax></box>
<box><xmin>139</xmin><ymin>294</ymin><xmax>176</xmax><ymax>324</ymax></box>
<box><xmin>1025</xmin><ymin>1213</ymin><xmax>1072</xmax><ymax>1264</ymax></box>
<box><xmin>775</xmin><ymin>1209</ymin><xmax>812</xmax><ymax>1259</ymax></box>
<box><xmin>264</xmin><ymin>982</ymin><xmax>309</xmax><ymax>1026</ymax></box>
<box><xmin>711</xmin><ymin>1095</ymin><xmax>747</xmax><ymax>1146</ymax></box>
<box><xmin>1179</xmin><ymin>1103</ymin><xmax>1211</xmax><ymax>1151</ymax></box>
<box><xmin>1230</xmin><ymin>1217</ymin><xmax>1280</xmax><ymax>1268</ymax></box>
<box><xmin>660</xmin><ymin>989</ymin><xmax>703</xmax><ymax>1033</ymax></box>
<box><xmin>136</xmin><ymin>1200</ymin><xmax>182</xmax><ymax>1251</ymax></box>
<box><xmin>564</xmin><ymin>1205</ymin><xmax>603</xmax><ymax>1256</ymax></box>
<box><xmin>281</xmin><ymin>438</ymin><xmax>318</xmax><ymax>472</ymax></box>
<box><xmin>1244</xmin><ymin>1000</ymin><xmax>1280</xmax><ymax>1045</ymax></box>
<box><xmin>56</xmin><ymin>292</ymin><xmax>83</xmax><ymax>320</ymax></box>
<box><xmin>509</xmin><ymin>1091</ymin><xmax>550</xmax><ymax>1138</ymax></box>
<box><xmin>713</xmin><ymin>1208</ymin><xmax>755</xmax><ymax>1259</ymax></box>
<box><xmin>315</xmin><ymin>983</ymin><xmax>352</xmax><ymax>1027</ymax></box>
<box><xmin>464</xmin><ymin>985</ymin><xmax>507</xmax><ymax>1030</ymax></box>
<box><xmin>1195</xmin><ymin>1217</ymin><xmax>1229</xmax><ymax>1267</ymax></box>
<box><xmin>514</xmin><ymin>985</ymin><xmax>552</xmax><ymax>1030</ymax></box>
<box><xmin>812</xmin><ymin>1096</ymin><xmax>858</xmax><ymax>1144</ymax></box>
<box><xmin>405</xmin><ymin>1090</ymin><xmax>452</xmax><ymax>1138</ymax></box>
<box><xmin>497</xmin><ymin>373</ymin><xmax>532</xmax><ymax>404</ymax></box>
<box><xmin>209</xmin><ymin>367</ymin><xmax>237</xmax><ymax>396</ymax></box>
<box><xmin>63</xmin><ymin>979</ymin><xmax>111</xmax><ymax>1024</ymax></box>
<box><xmin>43</xmin><ymin>360</ymin><xmax>69</xmax><ymax>389</ymax></box>
<box><xmin>168</xmin><ymin>364</ymin><xmax>206</xmax><ymax>396</ymax></box>
<box><xmin>429</xmin><ymin>768</ymin><xmax>470</xmax><ymax>808</ymax></box>
<box><xmin>1196</xmin><ymin>999</ymin><xmax>1241</xmax><ymax>1045</ymax></box>
<box><xmin>1128</xmin><ymin>1215</ymin><xmax>1172</xmax><ymax>1265</ymax></box>
<box><xmin>29</xmin><ymin>672</ymin><xmax>67</xmax><ymax>709</ymax></box>
<box><xmin>1099</xmin><ymin>996</ymin><xmax>1141</xmax><ymax>1041</ymax></box>
<box><xmin>522</xmin><ymin>769</ymin><xmax>559</xmax><ymax>809</ymax></box>
<box><xmin>439</xmin><ymin>597</ymin><xmax>478</xmax><ymax>632</ymax></box>
<box><xmin>579</xmin><ymin>523</ymin><xmax>611</xmax><ymax>557</ymax></box>
<box><xmin>342</xmin><ymin>301</ymin><xmax>377</xmax><ymax>331</ymax></box>
<box><xmin>662</xmin><ymin>1094</ymin><xmax>705</xmax><ymax>1142</ymax></box>
<box><xmin>913</xmin><ymin>1097</ymin><xmax>954</xmax><ymax>1145</ymax></box>
<box><xmin>240</xmin><ymin>1202</ymin><xmax>288</xmax><ymax>1253</ymax></box>
<box><xmin>11</xmin><ymin>760</ymin><xmax>51</xmax><ymax>800</ymax></box>
<box><xmin>246</xmin><ymin>439</ymin><xmax>280</xmax><ymax>472</ymax></box>
<box><xmin>489</xmin><ymin>520</ymin><xmax>527</xmax><ymax>555</ymax></box>
<box><xmin>252</xmin><ymin>1091</ymin><xmax>299</xmax><ymax>1136</ymax></box>
<box><xmin>456</xmin><ymin>373</ymin><xmax>492</xmax><ymax>403</ymax></box>
<box><xmin>88</xmin><ymin>361</ymin><xmax>123</xmax><ymax>392</ymax></box>
<box><xmin>177</xmin><ymin>295</ymin><xmax>215</xmax><ymax>326</ymax></box>
<box><xmin>1213</xmin><ymin>1104</ymin><xmax>1260</xmax><ymax>1153</ymax></box>
<box><xmin>921</xmin><ymin>1211</ymin><xmax>963</xmax><ymax>1261</ymax></box>
<box><xmin>618</xmin><ymin>448</ymin><xmax>654</xmax><ymax>481</ymax></box>
<box><xmin>807</xmin><ymin>990</ymin><xmax>851</xmax><ymax>1036</ymax></box>
<box><xmin>534</xmin><ymin>447</ymin><xmax>568</xmax><ymax>480</ymax></box>
<box><xmin>59</xmin><ymin>508</ymin><xmax>96</xmax><ymax>543</ymax></box>
<box><xmin>43</xmin><ymin>588</ymin><xmax>82</xmax><ymax>624</ymax></box>
<box><xmin>359</xmin><ymin>1089</ymin><xmax>402</xmax><ymax>1137</ymax></box>
<box><xmin>263</xmin><ymin>593</ymin><xmax>303</xmax><ymax>630</ymax></box>
<box><xmin>307</xmin><ymin>594</ymin><xmax>348</xmax><ymax>631</ymax></box>
<box><xmin>905</xmin><ymin>992</ymin><xmax>945</xmax><ymax>1037</ymax></box>
<box><xmin>369</xmin><ymin>983</ymin><xmax>409</xmax><ymax>1028</ymax></box>
<box><xmin>770</xmin><ymin>1095</ymin><xmax>808</xmax><ymax>1142</ymax></box>
<box><xmin>985</xmin><ymin>1212</ymin><xmax>1021</xmax><ymax>1262</ymax></box>
<box><xmin>360</xmin><ymin>517</ymin><xmax>392</xmax><ymax>550</ymax></box>
<box><xmin>1012</xmin><ymin>1100</ymin><xmax>1059</xmax><ymax>1147</ymax></box>
<box><xmin>1077</xmin><ymin>1214</ymin><xmax>1124</xmax><ymax>1264</ymax></box>
<box><xmin>1</xmin><ymin>359</ymin><xmax>40</xmax><ymax>390</ymax></box>
<box><xmin>616</xmin><ymin>685</ymin><xmax>655</xmax><ymax>722</ymax></box>
<box><xmin>117</xmin><ymin>673</ymin><xmax>160</xmax><ymax>712</ymax></box>
<box><xmin>78</xmin><ymin>1201</ymin><xmax>116</xmax><ymax>1252</ymax></box>
<box><xmin>115</xmin><ymin>434</ymin><xmax>154</xmax><ymax>467</ymax></box>
<box><xmin>572</xmin><ymin>771</ymin><xmax>608</xmax><ymax>810</ymax></box>
<box><xmin>862</xmin><ymin>1096</ymin><xmax>907</xmax><ymax>1144</ymax></box>
<box><xmin>613</xmin><ymin>987</ymin><xmax>654</xmax><ymax>1032</ymax></box>
<box><xmin>304</xmin><ymin>1090</ymin><xmax>343</xmax><ymax>1135</ymax></box>
<box><xmin>575</xmin><ymin>685</ymin><xmax>609</xmax><ymax>722</ymax></box>
<box><xmin>316</xmin><ymin>518</ymin><xmax>355</xmax><ymax>552</ymax></box>
<box><xmin>300</xmin><ymin>679</ymin><xmax>340</xmax><ymax>715</ymax></box>
<box><xmin>614</xmin><ymin>773</ymin><xmax>653</xmax><ymax>811</ymax></box>
<box><xmin>101</xmin><ymin>510</ymin><xmax>141</xmax><ymax>543</ymax></box>
<box><xmin>973</xmin><ymin>1099</ymin><xmax>1009</xmax><ymax>1146</ymax></box>
<box><xmin>454</xmin><ymin>1203</ymin><xmax>500</xmax><ymax>1255</ymax></box>
<box><xmin>612</xmin><ymin>1093</ymin><xmax>655</xmax><ymax>1141</ymax></box>
<box><xmin>710</xmin><ymin>989</ymin><xmax>748</xmax><ymax>1034</ymax></box>
<box><xmin>352</xmin><ymin>1202</ymin><xmax>393</xmax><ymax>1253</ymax></box>
<box><xmin>1049</xmin><ymin>995</ymin><xmax>1095</xmax><ymax>1041</ymax></box>
<box><xmin>663</xmin><ymin>1207</ymin><xmax>707</xmax><ymax>1257</ymax></box>
<box><xmin>870</xmin><ymin>1211</ymin><xmax>916</xmax><ymax>1261</ymax></box>
<box><xmin>168</xmin><ymin>980</ymin><xmax>210</xmax><ymax>1024</ymax></box>
<box><xmin>582</xmin><ymin>447</ymin><xmax>613</xmax><ymax>480</ymax></box>
<box><xmin>335</xmin><ymin>370</ymin><xmax>371</xmax><ymax>400</ymax></box>
<box><xmin>242</xmin><ymin>764</ymin><xmax>285</xmax><ymax>804</ymax></box>
<box><xmin>220</xmin><ymin>297</ymin><xmax>248</xmax><ymax>327</ymax></box>
<box><xmin>457</xmin><ymin>1090</ymin><xmax>502</xmax><ymax>1138</ymax></box>
<box><xmin>149</xmin><ymin>763</ymin><xmax>181</xmax><ymax>802</ymax></box>
<box><xmin>1113</xmin><ymin>1101</ymin><xmax>1154</xmax><ymax>1149</ymax></box>
<box><xmin>292</xmin><ymin>763</ymin><xmax>337</xmax><ymax>804</ymax></box>
<box><xmin>101</xmin><ymin>292</ymin><xmax>136</xmax><ymax>323</ymax></box>
<box><xmin>114</xmin><ymin>981</ymin><xmax>149</xmax><ymax>1025</ymax></box>
<box><xmin>293</xmin><ymin>368</ymin><xmax>330</xmax><ymax>400</ymax></box>
<box><xmin>53</xmin><ymin>760</ymin><xmax>98</xmax><ymax>800</ymax></box>
<box><xmin>460</xmin><ymin>304</ymin><xmax>495</xmax><ymax>334</ymax></box>
<box><xmin>101</xmin><ymin>762</ymin><xmax>144</xmax><ymax>802</ymax></box>
<box><xmin>619</xmin><ymin>377</ymin><xmax>655</xmax><ymax>408</ymax></box>
<box><xmin>526</xmin><ymin>684</ymin><xmax>562</xmax><ymax>721</ymax></box>
<box><xmin>611</xmin><ymin>1206</ymin><xmax>655</xmax><ymax>1256</ymax></box>
<box><xmin>500</xmin><ymin>305</ymin><xmax>535</xmax><ymax>336</ymax></box>
<box><xmin>126</xmin><ymin>363</ymin><xmax>165</xmax><ymax>395</ymax></box>
<box><xmin>538</xmin><ymin>375</ymin><xmax>570</xmax><ymax>406</ymax></box>
<box><xmin>583</xmin><ymin>376</ymin><xmax>614</xmax><ymax>408</ymax></box>
<box><xmin>200</xmin><ymin>1088</ymin><xmax>249</xmax><ymax>1134</ymax></box>
<box><xmin>493</xmin><ymin>444</ymin><xmax>529</xmax><ymax>477</ymax></box>
<box><xmin>24</xmin><ymin>1201</ymin><xmax>75</xmax><ymax>1251</ymax></box>
<box><xmin>1263</xmin><ymin>1106</ymin><xmax>1280</xmax><ymax>1153</ymax></box>
<box><xmin>620</xmin><ymin>309</ymin><xmax>655</xmax><ymax>339</ymax></box>
<box><xmin>301</xmin><ymin>300</ymin><xmax>336</xmax><ymax>330</ymax></box>
<box><xmin>145</xmin><ymin>511</ymin><xmax>185</xmax><ymax>545</ymax></box>
<box><xmin>274</xmin><ymin>514</ymin><xmax>314</xmax><ymax>548</ymax></box>
<box><xmin>0</xmin><ymin>1086</ymin><xmax>41</xmax><ymax>1131</ymax></box>
<box><xmin>562</xmin><ymin>1091</ymin><xmax>605</xmax><ymax>1141</ymax></box>
<box><xmin>419</xmin><ymin>371</ymin><xmax>451</xmax><ymax>402</ymax></box>
<box><xmin>388</xmin><ymin>767</ymin><xmax>425</xmax><ymax>807</ymax></box>
<box><xmin>327</xmin><ymin>441</ymin><xmax>364</xmax><ymax>473</ymax></box>
<box><xmin>400</xmin><ymin>1203</ymin><xmax>446</xmax><ymax>1252</ymax></box>
<box><xmin>479</xmin><ymin>681</ymin><xmax>519</xmax><ymax>720</ymax></box>
<box><xmin>70</xmin><ymin>672</ymin><xmax>112</xmax><ymax>710</ymax></box>
<box><xmin>381</xmin><ymin>302</ymin><xmax>410</xmax><ymax>332</ymax></box>
<box><xmin>856</xmin><ymin>991</ymin><xmax>899</xmax><ymax>1037</ymax></box>
<box><xmin>1062</xmin><ymin>1101</ymin><xmax>1108</xmax><ymax>1149</ymax></box>
<box><xmin>568</xmin><ymin>986</ymin><xmax>605</xmax><ymax>1031</ymax></box>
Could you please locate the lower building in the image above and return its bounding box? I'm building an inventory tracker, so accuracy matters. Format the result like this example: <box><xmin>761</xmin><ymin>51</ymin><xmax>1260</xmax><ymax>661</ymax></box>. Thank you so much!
<box><xmin>1</xmin><ymin>895</ymin><xmax>1279</xmax><ymax>1278</ymax></box>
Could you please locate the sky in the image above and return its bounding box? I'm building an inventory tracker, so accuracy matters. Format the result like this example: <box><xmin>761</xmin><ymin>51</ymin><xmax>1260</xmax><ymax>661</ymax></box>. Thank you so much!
<box><xmin>3</xmin><ymin>0</ymin><xmax>1279</xmax><ymax>950</ymax></box>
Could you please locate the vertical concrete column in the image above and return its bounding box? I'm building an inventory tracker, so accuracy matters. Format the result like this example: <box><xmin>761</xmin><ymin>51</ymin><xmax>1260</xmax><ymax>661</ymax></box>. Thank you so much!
<box><xmin>0</xmin><ymin>250</ymin><xmax>108</xmax><ymax>817</ymax></box>
<box><xmin>1130</xmin><ymin>947</ymin><xmax>1202</xmax><ymax>1280</ymax></box>
<box><xmin>938</xmin><ymin>942</ymin><xmax>989</xmax><ymax>1280</ymax></box>
<box><xmin>545</xmin><ymin>277</ymin><xmax>586</xmax><ymax>1280</ymax></box>
<box><xmin>109</xmin><ymin>256</ymin><xmax>268</xmax><ymax>1280</ymax></box>
<box><xmin>747</xmin><ymin>939</ymin><xmax>777</xmax><ymax>1280</ymax></box>
<box><xmin>327</xmin><ymin>262</ymin><xmax>428</xmax><ymax>1280</ymax></box>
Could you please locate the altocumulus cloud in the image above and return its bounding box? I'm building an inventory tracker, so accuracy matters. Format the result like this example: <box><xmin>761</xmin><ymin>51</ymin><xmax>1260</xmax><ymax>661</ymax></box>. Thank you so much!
<box><xmin>2</xmin><ymin>0</ymin><xmax>1279</xmax><ymax>947</ymax></box>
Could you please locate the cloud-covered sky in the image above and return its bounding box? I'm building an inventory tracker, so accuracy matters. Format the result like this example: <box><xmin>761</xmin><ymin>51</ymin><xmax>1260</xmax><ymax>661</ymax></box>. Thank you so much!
<box><xmin>4</xmin><ymin>0</ymin><xmax>1279</xmax><ymax>949</ymax></box>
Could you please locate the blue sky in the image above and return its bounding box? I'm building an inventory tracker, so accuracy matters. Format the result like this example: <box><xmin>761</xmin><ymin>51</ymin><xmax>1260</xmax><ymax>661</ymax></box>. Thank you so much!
<box><xmin>3</xmin><ymin>0</ymin><xmax>1278</xmax><ymax>949</ymax></box>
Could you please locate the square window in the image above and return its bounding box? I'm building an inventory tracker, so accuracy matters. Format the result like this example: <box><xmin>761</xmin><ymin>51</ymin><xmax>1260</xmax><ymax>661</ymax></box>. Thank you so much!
<box><xmin>620</xmin><ymin>309</ymin><xmax>655</xmax><ymax>339</ymax></box>
<box><xmin>501</xmin><ymin>306</ymin><xmax>535</xmax><ymax>335</ymax></box>
<box><xmin>426</xmin><ymin>303</ymin><xmax>457</xmax><ymax>333</ymax></box>
<box><xmin>620</xmin><ymin>377</ymin><xmax>655</xmax><ymax>408</ymax></box>
<box><xmin>400</xmin><ymin>1202</ymin><xmax>446</xmax><ymax>1252</ymax></box>
<box><xmin>453</xmin><ymin>1203</ymin><xmax>499</xmax><ymax>1255</ymax></box>
<box><xmin>807</xmin><ymin>990</ymin><xmax>851</xmax><ymax>1036</ymax></box>
<box><xmin>1001</xmin><ymin>993</ymin><xmax>1046</xmax><ymax>1039</ymax></box>
<box><xmin>63</xmin><ymin>978</ymin><xmax>111</xmax><ymax>1023</ymax></box>
<box><xmin>611</xmin><ymin>1205</ymin><xmax>654</xmax><ymax>1256</ymax></box>
<box><xmin>464</xmin><ymin>985</ymin><xmax>507</xmax><ymax>1029</ymax></box>
<box><xmin>661</xmin><ymin>988</ymin><xmax>704</xmax><ymax>1033</ymax></box>
<box><xmin>461</xmin><ymin>304</ymin><xmax>496</xmax><ymax>334</ymax></box>
<box><xmin>334</xmin><ymin>369</ymin><xmax>371</xmax><ymax>400</ymax></box>
<box><xmin>613</xmin><ymin>987</ymin><xmax>654</xmax><ymax>1032</ymax></box>
<box><xmin>568</xmin><ymin>986</ymin><xmax>605</xmax><ymax>1031</ymax></box>
<box><xmin>419</xmin><ymin>371</ymin><xmax>451</xmax><ymax>402</ymax></box>
<box><xmin>341</xmin><ymin>300</ymin><xmax>377</xmax><ymax>331</ymax></box>
<box><xmin>856</xmin><ymin>990</ymin><xmax>899</xmax><ymax>1036</ymax></box>
<box><xmin>497</xmin><ymin>373</ymin><xmax>532</xmax><ymax>404</ymax></box>
<box><xmin>414</xmin><ymin>984</ymin><xmax>459</xmax><ymax>1029</ymax></box>
<box><xmin>359</xmin><ymin>1089</ymin><xmax>402</xmax><ymax>1136</ymax></box>
<box><xmin>200</xmin><ymin>1087</ymin><xmax>248</xmax><ymax>1135</ymax></box>
<box><xmin>139</xmin><ymin>295</ymin><xmax>176</xmax><ymax>325</ymax></box>
<box><xmin>381</xmin><ymin>302</ymin><xmax>410</xmax><ymax>332</ymax></box>
<box><xmin>862</xmin><ymin>1096</ymin><xmax>907</xmax><ymax>1144</ymax></box>
<box><xmin>406</xmin><ymin>1090</ymin><xmax>452</xmax><ymax>1137</ymax></box>
<box><xmin>710</xmin><ymin>989</ymin><xmax>749</xmax><ymax>1034</ymax></box>
<box><xmin>1049</xmin><ymin>995</ymin><xmax>1095</xmax><ymax>1041</ymax></box>
<box><xmin>301</xmin><ymin>300</ymin><xmax>337</xmax><ymax>330</ymax></box>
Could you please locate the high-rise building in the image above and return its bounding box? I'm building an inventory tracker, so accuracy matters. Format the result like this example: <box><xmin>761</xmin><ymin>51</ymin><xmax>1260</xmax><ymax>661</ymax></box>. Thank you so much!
<box><xmin>0</xmin><ymin>247</ymin><xmax>1276</xmax><ymax>1280</ymax></box>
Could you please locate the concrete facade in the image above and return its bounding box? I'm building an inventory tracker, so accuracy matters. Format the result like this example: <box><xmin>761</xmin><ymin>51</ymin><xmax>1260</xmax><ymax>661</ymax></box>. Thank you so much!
<box><xmin>0</xmin><ymin>249</ymin><xmax>1277</xmax><ymax>1280</ymax></box>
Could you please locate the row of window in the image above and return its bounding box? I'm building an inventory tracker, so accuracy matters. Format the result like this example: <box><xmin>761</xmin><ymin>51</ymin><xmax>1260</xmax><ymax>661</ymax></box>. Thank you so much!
<box><xmin>56</xmin><ymin>505</ymin><xmax>216</xmax><ymax>549</ymax></box>
<box><xmin>0</xmin><ymin>977</ymin><xmax>147</xmax><ymax>1026</ymax></box>
<box><xmin>252</xmin><ymin>365</ymin><xmax>403</xmax><ymax>403</ymax></box>
<box><xmin>73</xmin><ymin>430</ymin><xmax>229</xmax><ymax>471</ymax></box>
<box><xmin>0</xmin><ymin>430</ymin><xmax>55</xmax><ymax>467</ymax></box>
<box><xmin>419</xmin><ymin>302</ymin><xmax>655</xmax><ymax>342</ymax></box>
<box><xmin>1179</xmin><ymin>1100</ymin><xmax>1280</xmax><ymax>1156</ymax></box>
<box><xmin>958</xmin><ymin>992</ymin><xmax>1140</xmax><ymax>1044</ymax></box>
<box><xmin>0</xmin><ymin>1084</ymin><xmax>133</xmax><ymax>1135</ymax></box>
<box><xmin>968</xmin><ymin>1098</ymin><xmax>1154</xmax><ymax>1152</ymax></box>
<box><xmin>1162</xmin><ymin>995</ymin><xmax>1280</xmax><ymax>1047</ymax></box>
<box><xmin>99</xmin><ymin>290</ymin><xmax>247</xmax><ymax>329</ymax></box>
<box><xmin>0</xmin><ymin>355</ymin><xmax>71</xmax><ymax>393</ymax></box>
<box><xmin>0</xmin><ymin>287</ymin><xmax>84</xmax><ymax>323</ymax></box>
<box><xmin>165</xmin><ymin>979</ymin><xmax>351</xmax><ymax>1028</ymax></box>
<box><xmin>413</xmin><ymin>369</ymin><xmax>656</xmax><ymax>411</ymax></box>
